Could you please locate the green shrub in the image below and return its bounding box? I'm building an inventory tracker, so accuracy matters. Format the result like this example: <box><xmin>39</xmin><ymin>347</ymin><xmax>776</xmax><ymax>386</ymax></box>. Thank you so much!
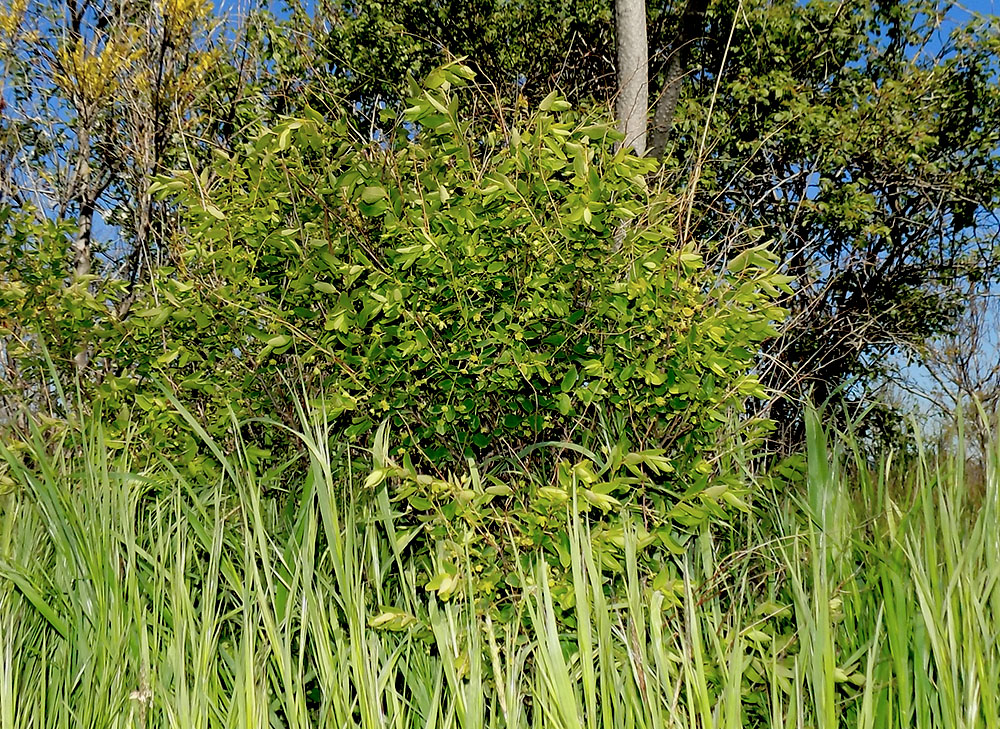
<box><xmin>2</xmin><ymin>61</ymin><xmax>787</xmax><ymax>488</ymax></box>
<box><xmin>149</xmin><ymin>62</ymin><xmax>787</xmax><ymax>470</ymax></box>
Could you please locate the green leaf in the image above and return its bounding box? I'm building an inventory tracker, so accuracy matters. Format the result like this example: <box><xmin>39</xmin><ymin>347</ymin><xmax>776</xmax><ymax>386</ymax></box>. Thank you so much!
<box><xmin>369</xmin><ymin>607</ymin><xmax>419</xmax><ymax>631</ymax></box>
<box><xmin>361</xmin><ymin>186</ymin><xmax>387</xmax><ymax>203</ymax></box>
<box><xmin>582</xmin><ymin>489</ymin><xmax>620</xmax><ymax>511</ymax></box>
<box><xmin>425</xmin><ymin>567</ymin><xmax>459</xmax><ymax>599</ymax></box>
<box><xmin>0</xmin><ymin>562</ymin><xmax>69</xmax><ymax>639</ymax></box>
<box><xmin>277</xmin><ymin>126</ymin><xmax>292</xmax><ymax>151</ymax></box>
<box><xmin>557</xmin><ymin>393</ymin><xmax>572</xmax><ymax>415</ymax></box>
<box><xmin>203</xmin><ymin>203</ymin><xmax>226</xmax><ymax>220</ymax></box>
<box><xmin>560</xmin><ymin>365</ymin><xmax>578</xmax><ymax>392</ymax></box>
<box><xmin>364</xmin><ymin>467</ymin><xmax>388</xmax><ymax>490</ymax></box>
<box><xmin>156</xmin><ymin>349</ymin><xmax>181</xmax><ymax>366</ymax></box>
<box><xmin>539</xmin><ymin>90</ymin><xmax>559</xmax><ymax>111</ymax></box>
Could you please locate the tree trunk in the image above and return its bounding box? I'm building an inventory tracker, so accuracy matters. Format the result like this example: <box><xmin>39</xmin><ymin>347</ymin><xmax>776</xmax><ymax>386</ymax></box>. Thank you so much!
<box><xmin>69</xmin><ymin>125</ymin><xmax>95</xmax><ymax>280</ymax></box>
<box><xmin>69</xmin><ymin>126</ymin><xmax>97</xmax><ymax>371</ymax></box>
<box><xmin>615</xmin><ymin>0</ymin><xmax>648</xmax><ymax>156</ymax></box>
<box><xmin>649</xmin><ymin>0</ymin><xmax>710</xmax><ymax>158</ymax></box>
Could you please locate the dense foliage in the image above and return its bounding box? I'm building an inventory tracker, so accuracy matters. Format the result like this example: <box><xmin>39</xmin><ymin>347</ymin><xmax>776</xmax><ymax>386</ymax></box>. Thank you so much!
<box><xmin>167</xmin><ymin>65</ymin><xmax>785</xmax><ymax>456</ymax></box>
<box><xmin>2</xmin><ymin>1</ymin><xmax>1000</xmax><ymax>725</ymax></box>
<box><xmin>4</xmin><ymin>63</ymin><xmax>787</xmax><ymax>475</ymax></box>
<box><xmin>246</xmin><ymin>0</ymin><xmax>1000</xmax><ymax>442</ymax></box>
<box><xmin>3</xmin><ymin>0</ymin><xmax>999</xmax><ymax>447</ymax></box>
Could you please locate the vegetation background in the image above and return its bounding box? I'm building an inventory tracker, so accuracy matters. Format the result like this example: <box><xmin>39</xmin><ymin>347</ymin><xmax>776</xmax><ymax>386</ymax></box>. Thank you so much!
<box><xmin>1</xmin><ymin>0</ymin><xmax>999</xmax><ymax>725</ymax></box>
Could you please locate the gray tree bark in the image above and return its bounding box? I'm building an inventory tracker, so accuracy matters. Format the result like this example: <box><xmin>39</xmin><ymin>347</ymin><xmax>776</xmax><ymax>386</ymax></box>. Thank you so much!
<box><xmin>615</xmin><ymin>0</ymin><xmax>648</xmax><ymax>156</ymax></box>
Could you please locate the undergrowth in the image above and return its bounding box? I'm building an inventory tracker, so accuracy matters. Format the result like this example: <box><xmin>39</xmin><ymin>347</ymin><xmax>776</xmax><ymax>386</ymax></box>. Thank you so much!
<box><xmin>1</xmin><ymin>404</ymin><xmax>998</xmax><ymax>728</ymax></box>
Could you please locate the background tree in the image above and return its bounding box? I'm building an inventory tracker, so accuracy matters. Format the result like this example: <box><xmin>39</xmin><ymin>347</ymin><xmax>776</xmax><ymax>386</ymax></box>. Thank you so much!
<box><xmin>0</xmin><ymin>0</ymin><xmax>228</xmax><ymax>400</ymax></box>
<box><xmin>681</xmin><ymin>0</ymin><xmax>1000</xmax><ymax>447</ymax></box>
<box><xmin>649</xmin><ymin>0</ymin><xmax>709</xmax><ymax>157</ymax></box>
<box><xmin>890</xmin><ymin>290</ymin><xmax>1000</xmax><ymax>459</ymax></box>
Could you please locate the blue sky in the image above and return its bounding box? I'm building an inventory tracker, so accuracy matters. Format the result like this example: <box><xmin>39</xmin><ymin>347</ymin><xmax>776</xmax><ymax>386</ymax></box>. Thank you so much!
<box><xmin>959</xmin><ymin>0</ymin><xmax>998</xmax><ymax>14</ymax></box>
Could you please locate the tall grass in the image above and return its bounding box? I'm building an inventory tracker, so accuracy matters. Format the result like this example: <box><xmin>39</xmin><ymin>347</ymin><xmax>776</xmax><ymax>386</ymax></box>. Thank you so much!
<box><xmin>1</xmin><ymin>406</ymin><xmax>998</xmax><ymax>727</ymax></box>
